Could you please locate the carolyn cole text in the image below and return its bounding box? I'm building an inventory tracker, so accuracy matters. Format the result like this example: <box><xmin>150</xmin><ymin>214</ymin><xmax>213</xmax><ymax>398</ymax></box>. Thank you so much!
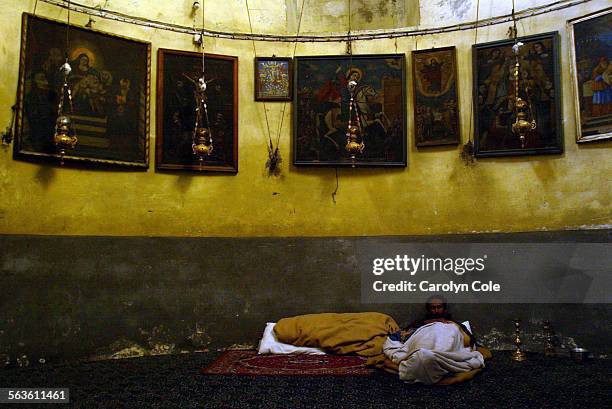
<box><xmin>372</xmin><ymin>280</ymin><xmax>501</xmax><ymax>293</ymax></box>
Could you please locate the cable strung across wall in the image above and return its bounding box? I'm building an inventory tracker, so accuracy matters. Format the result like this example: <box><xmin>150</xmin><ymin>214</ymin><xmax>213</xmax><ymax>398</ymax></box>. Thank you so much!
<box><xmin>39</xmin><ymin>0</ymin><xmax>593</xmax><ymax>42</ymax></box>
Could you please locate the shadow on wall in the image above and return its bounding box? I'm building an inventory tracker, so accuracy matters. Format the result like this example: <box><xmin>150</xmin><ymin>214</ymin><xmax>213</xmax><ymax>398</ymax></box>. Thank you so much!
<box><xmin>0</xmin><ymin>230</ymin><xmax>610</xmax><ymax>367</ymax></box>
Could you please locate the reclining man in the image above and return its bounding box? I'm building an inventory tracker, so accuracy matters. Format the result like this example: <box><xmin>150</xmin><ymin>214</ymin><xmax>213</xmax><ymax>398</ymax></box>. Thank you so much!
<box><xmin>383</xmin><ymin>295</ymin><xmax>491</xmax><ymax>385</ymax></box>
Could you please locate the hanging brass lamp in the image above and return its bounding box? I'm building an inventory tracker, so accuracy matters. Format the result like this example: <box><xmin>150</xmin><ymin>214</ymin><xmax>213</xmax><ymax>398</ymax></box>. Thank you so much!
<box><xmin>512</xmin><ymin>97</ymin><xmax>536</xmax><ymax>148</ymax></box>
<box><xmin>191</xmin><ymin>0</ymin><xmax>213</xmax><ymax>164</ymax></box>
<box><xmin>345</xmin><ymin>79</ymin><xmax>364</xmax><ymax>166</ymax></box>
<box><xmin>53</xmin><ymin>1</ymin><xmax>78</xmax><ymax>164</ymax></box>
<box><xmin>510</xmin><ymin>4</ymin><xmax>536</xmax><ymax>148</ymax></box>
<box><xmin>343</xmin><ymin>0</ymin><xmax>364</xmax><ymax>166</ymax></box>
<box><xmin>53</xmin><ymin>61</ymin><xmax>78</xmax><ymax>164</ymax></box>
<box><xmin>192</xmin><ymin>76</ymin><xmax>213</xmax><ymax>162</ymax></box>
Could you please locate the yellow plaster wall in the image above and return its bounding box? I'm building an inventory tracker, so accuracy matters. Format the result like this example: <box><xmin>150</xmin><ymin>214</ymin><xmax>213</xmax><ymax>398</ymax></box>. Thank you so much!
<box><xmin>0</xmin><ymin>0</ymin><xmax>610</xmax><ymax>237</ymax></box>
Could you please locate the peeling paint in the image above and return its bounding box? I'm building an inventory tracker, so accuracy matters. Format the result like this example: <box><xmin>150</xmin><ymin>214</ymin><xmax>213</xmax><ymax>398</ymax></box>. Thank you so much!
<box><xmin>357</xmin><ymin>8</ymin><xmax>374</xmax><ymax>23</ymax></box>
<box><xmin>322</xmin><ymin>1</ymin><xmax>346</xmax><ymax>18</ymax></box>
<box><xmin>111</xmin><ymin>345</ymin><xmax>147</xmax><ymax>359</ymax></box>
<box><xmin>95</xmin><ymin>339</ymin><xmax>147</xmax><ymax>360</ymax></box>
<box><xmin>224</xmin><ymin>343</ymin><xmax>257</xmax><ymax>350</ymax></box>
<box><xmin>358</xmin><ymin>0</ymin><xmax>375</xmax><ymax>23</ymax></box>
<box><xmin>0</xmin><ymin>0</ymin><xmax>610</xmax><ymax>367</ymax></box>
<box><xmin>436</xmin><ymin>0</ymin><xmax>473</xmax><ymax>20</ymax></box>
<box><xmin>150</xmin><ymin>343</ymin><xmax>175</xmax><ymax>355</ymax></box>
<box><xmin>377</xmin><ymin>0</ymin><xmax>389</xmax><ymax>16</ymax></box>
<box><xmin>578</xmin><ymin>224</ymin><xmax>612</xmax><ymax>230</ymax></box>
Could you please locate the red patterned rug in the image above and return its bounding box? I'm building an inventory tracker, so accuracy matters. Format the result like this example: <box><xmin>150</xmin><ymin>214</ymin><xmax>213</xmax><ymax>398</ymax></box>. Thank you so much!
<box><xmin>201</xmin><ymin>350</ymin><xmax>374</xmax><ymax>376</ymax></box>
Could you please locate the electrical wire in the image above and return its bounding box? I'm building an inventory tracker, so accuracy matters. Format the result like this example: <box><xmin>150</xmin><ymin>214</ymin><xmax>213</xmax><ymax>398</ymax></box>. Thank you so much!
<box><xmin>200</xmin><ymin>0</ymin><xmax>211</xmax><ymax>141</ymax></box>
<box><xmin>40</xmin><ymin>0</ymin><xmax>592</xmax><ymax>43</ymax></box>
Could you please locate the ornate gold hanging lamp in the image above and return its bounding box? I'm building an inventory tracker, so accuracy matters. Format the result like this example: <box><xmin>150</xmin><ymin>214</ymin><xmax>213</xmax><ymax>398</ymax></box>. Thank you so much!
<box><xmin>53</xmin><ymin>0</ymin><xmax>78</xmax><ymax>165</ymax></box>
<box><xmin>191</xmin><ymin>0</ymin><xmax>213</xmax><ymax>166</ymax></box>
<box><xmin>344</xmin><ymin>0</ymin><xmax>364</xmax><ymax>166</ymax></box>
<box><xmin>510</xmin><ymin>0</ymin><xmax>536</xmax><ymax>148</ymax></box>
<box><xmin>345</xmin><ymin>80</ymin><xmax>364</xmax><ymax>164</ymax></box>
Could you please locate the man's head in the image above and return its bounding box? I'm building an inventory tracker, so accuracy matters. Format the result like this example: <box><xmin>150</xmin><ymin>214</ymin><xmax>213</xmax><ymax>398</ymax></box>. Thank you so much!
<box><xmin>425</xmin><ymin>295</ymin><xmax>450</xmax><ymax>319</ymax></box>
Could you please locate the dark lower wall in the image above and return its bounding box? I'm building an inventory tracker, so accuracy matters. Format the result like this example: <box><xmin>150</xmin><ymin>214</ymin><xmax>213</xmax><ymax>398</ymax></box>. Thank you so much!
<box><xmin>0</xmin><ymin>230</ymin><xmax>610</xmax><ymax>365</ymax></box>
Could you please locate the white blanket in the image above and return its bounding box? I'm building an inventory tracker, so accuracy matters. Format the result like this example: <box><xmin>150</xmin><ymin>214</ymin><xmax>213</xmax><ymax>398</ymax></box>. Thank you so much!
<box><xmin>383</xmin><ymin>322</ymin><xmax>484</xmax><ymax>385</ymax></box>
<box><xmin>257</xmin><ymin>322</ymin><xmax>326</xmax><ymax>355</ymax></box>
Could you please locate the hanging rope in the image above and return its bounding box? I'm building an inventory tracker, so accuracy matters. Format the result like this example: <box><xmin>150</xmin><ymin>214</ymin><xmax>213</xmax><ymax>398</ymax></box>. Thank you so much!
<box><xmin>200</xmin><ymin>0</ymin><xmax>211</xmax><ymax>138</ymax></box>
<box><xmin>52</xmin><ymin>0</ymin><xmax>79</xmax><ymax>164</ymax></box>
<box><xmin>512</xmin><ymin>0</ymin><xmax>520</xmax><ymax>142</ymax></box>
<box><xmin>191</xmin><ymin>0</ymin><xmax>214</xmax><ymax>164</ymax></box>
<box><xmin>462</xmin><ymin>0</ymin><xmax>480</xmax><ymax>165</ymax></box>
<box><xmin>281</xmin><ymin>0</ymin><xmax>307</xmax><ymax>138</ymax></box>
<box><xmin>66</xmin><ymin>0</ymin><xmax>71</xmax><ymax>56</ymax></box>
<box><xmin>344</xmin><ymin>0</ymin><xmax>365</xmax><ymax>166</ymax></box>
<box><xmin>468</xmin><ymin>0</ymin><xmax>480</xmax><ymax>143</ymax></box>
<box><xmin>273</xmin><ymin>0</ymin><xmax>307</xmax><ymax>165</ymax></box>
<box><xmin>246</xmin><ymin>0</ymin><xmax>307</xmax><ymax>175</ymax></box>
<box><xmin>510</xmin><ymin>0</ymin><xmax>537</xmax><ymax>148</ymax></box>
<box><xmin>245</xmin><ymin>0</ymin><xmax>274</xmax><ymax>165</ymax></box>
<box><xmin>346</xmin><ymin>0</ymin><xmax>352</xmax><ymax>56</ymax></box>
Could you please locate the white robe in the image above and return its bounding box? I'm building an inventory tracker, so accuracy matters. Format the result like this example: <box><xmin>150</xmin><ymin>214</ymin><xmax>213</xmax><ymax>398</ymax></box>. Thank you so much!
<box><xmin>383</xmin><ymin>322</ymin><xmax>485</xmax><ymax>385</ymax></box>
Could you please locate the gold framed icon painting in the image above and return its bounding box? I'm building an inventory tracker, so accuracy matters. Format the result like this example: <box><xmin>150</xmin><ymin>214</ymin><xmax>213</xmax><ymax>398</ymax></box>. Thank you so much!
<box><xmin>293</xmin><ymin>54</ymin><xmax>406</xmax><ymax>167</ymax></box>
<box><xmin>156</xmin><ymin>48</ymin><xmax>238</xmax><ymax>172</ymax></box>
<box><xmin>255</xmin><ymin>57</ymin><xmax>292</xmax><ymax>101</ymax></box>
<box><xmin>14</xmin><ymin>13</ymin><xmax>151</xmax><ymax>168</ymax></box>
<box><xmin>472</xmin><ymin>32</ymin><xmax>563</xmax><ymax>157</ymax></box>
<box><xmin>412</xmin><ymin>46</ymin><xmax>460</xmax><ymax>147</ymax></box>
<box><xmin>568</xmin><ymin>8</ymin><xmax>612</xmax><ymax>143</ymax></box>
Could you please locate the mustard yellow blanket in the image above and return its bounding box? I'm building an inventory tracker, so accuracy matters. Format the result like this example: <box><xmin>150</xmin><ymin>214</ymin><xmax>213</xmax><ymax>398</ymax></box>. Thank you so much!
<box><xmin>274</xmin><ymin>312</ymin><xmax>399</xmax><ymax>368</ymax></box>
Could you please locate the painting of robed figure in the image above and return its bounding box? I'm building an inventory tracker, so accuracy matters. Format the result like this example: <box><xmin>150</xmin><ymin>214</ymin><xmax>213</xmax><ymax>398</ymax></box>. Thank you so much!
<box><xmin>568</xmin><ymin>8</ymin><xmax>612</xmax><ymax>143</ymax></box>
<box><xmin>293</xmin><ymin>54</ymin><xmax>406</xmax><ymax>166</ymax></box>
<box><xmin>473</xmin><ymin>32</ymin><xmax>563</xmax><ymax>157</ymax></box>
<box><xmin>14</xmin><ymin>13</ymin><xmax>151</xmax><ymax>167</ymax></box>
<box><xmin>412</xmin><ymin>46</ymin><xmax>460</xmax><ymax>146</ymax></box>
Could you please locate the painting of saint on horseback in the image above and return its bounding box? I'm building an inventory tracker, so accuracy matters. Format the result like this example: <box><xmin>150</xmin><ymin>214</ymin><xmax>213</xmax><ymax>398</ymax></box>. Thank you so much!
<box><xmin>294</xmin><ymin>54</ymin><xmax>406</xmax><ymax>166</ymax></box>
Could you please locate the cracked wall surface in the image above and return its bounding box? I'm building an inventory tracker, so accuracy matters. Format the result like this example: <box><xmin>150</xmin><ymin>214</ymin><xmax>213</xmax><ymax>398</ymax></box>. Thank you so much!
<box><xmin>0</xmin><ymin>0</ymin><xmax>609</xmax><ymax>237</ymax></box>
<box><xmin>0</xmin><ymin>0</ymin><xmax>609</xmax><ymax>368</ymax></box>
<box><xmin>0</xmin><ymin>232</ymin><xmax>610</xmax><ymax>366</ymax></box>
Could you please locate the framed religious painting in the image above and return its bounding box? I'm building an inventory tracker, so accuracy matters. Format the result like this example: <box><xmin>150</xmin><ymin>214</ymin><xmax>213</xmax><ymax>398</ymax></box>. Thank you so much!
<box><xmin>472</xmin><ymin>32</ymin><xmax>563</xmax><ymax>157</ymax></box>
<box><xmin>14</xmin><ymin>13</ymin><xmax>151</xmax><ymax>168</ymax></box>
<box><xmin>156</xmin><ymin>49</ymin><xmax>238</xmax><ymax>173</ymax></box>
<box><xmin>293</xmin><ymin>54</ymin><xmax>406</xmax><ymax>167</ymax></box>
<box><xmin>568</xmin><ymin>8</ymin><xmax>612</xmax><ymax>143</ymax></box>
<box><xmin>412</xmin><ymin>46</ymin><xmax>460</xmax><ymax>147</ymax></box>
<box><xmin>255</xmin><ymin>57</ymin><xmax>292</xmax><ymax>101</ymax></box>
